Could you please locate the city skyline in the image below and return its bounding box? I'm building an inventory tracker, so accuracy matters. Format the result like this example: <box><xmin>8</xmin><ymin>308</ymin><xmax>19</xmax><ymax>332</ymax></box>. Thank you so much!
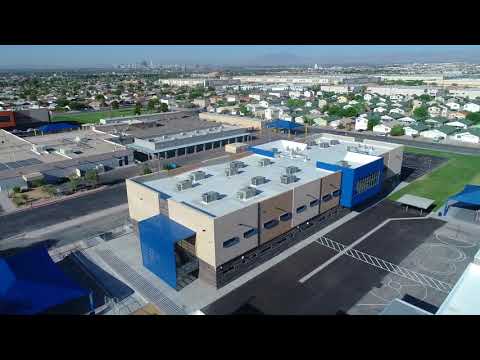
<box><xmin>1</xmin><ymin>45</ymin><xmax>480</xmax><ymax>69</ymax></box>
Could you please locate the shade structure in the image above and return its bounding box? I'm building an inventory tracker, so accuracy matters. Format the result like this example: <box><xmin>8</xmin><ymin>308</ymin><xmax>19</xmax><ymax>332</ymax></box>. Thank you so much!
<box><xmin>139</xmin><ymin>214</ymin><xmax>196</xmax><ymax>289</ymax></box>
<box><xmin>0</xmin><ymin>246</ymin><xmax>91</xmax><ymax>315</ymax></box>
<box><xmin>36</xmin><ymin>122</ymin><xmax>79</xmax><ymax>133</ymax></box>
<box><xmin>266</xmin><ymin>119</ymin><xmax>304</xmax><ymax>131</ymax></box>
<box><xmin>443</xmin><ymin>184</ymin><xmax>480</xmax><ymax>216</ymax></box>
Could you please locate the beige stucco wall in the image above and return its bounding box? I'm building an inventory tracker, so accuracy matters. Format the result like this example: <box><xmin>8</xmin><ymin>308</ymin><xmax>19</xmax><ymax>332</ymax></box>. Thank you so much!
<box><xmin>259</xmin><ymin>190</ymin><xmax>293</xmax><ymax>244</ymax></box>
<box><xmin>363</xmin><ymin>140</ymin><xmax>404</xmax><ymax>178</ymax></box>
<box><xmin>319</xmin><ymin>172</ymin><xmax>341</xmax><ymax>213</ymax></box>
<box><xmin>167</xmin><ymin>200</ymin><xmax>216</xmax><ymax>267</ymax></box>
<box><xmin>214</xmin><ymin>203</ymin><xmax>259</xmax><ymax>266</ymax></box>
<box><xmin>126</xmin><ymin>179</ymin><xmax>161</xmax><ymax>222</ymax></box>
<box><xmin>199</xmin><ymin>112</ymin><xmax>265</xmax><ymax>130</ymax></box>
<box><xmin>292</xmin><ymin>179</ymin><xmax>322</xmax><ymax>227</ymax></box>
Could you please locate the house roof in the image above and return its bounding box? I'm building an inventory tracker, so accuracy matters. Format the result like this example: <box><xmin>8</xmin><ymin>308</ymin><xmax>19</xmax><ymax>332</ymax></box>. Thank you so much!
<box><xmin>411</xmin><ymin>123</ymin><xmax>430</xmax><ymax>132</ymax></box>
<box><xmin>437</xmin><ymin>125</ymin><xmax>459</xmax><ymax>135</ymax></box>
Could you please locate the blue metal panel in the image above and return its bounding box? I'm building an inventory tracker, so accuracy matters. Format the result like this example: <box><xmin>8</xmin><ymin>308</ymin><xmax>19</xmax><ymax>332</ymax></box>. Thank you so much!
<box><xmin>138</xmin><ymin>214</ymin><xmax>196</xmax><ymax>289</ymax></box>
<box><xmin>248</xmin><ymin>146</ymin><xmax>275</xmax><ymax>158</ymax></box>
<box><xmin>316</xmin><ymin>157</ymin><xmax>384</xmax><ymax>208</ymax></box>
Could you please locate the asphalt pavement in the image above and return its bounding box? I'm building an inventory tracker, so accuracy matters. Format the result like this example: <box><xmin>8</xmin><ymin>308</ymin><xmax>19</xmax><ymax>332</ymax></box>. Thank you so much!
<box><xmin>0</xmin><ymin>183</ymin><xmax>127</xmax><ymax>241</ymax></box>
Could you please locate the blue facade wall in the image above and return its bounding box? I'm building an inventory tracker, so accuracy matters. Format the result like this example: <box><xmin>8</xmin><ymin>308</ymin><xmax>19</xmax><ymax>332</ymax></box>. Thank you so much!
<box><xmin>138</xmin><ymin>214</ymin><xmax>196</xmax><ymax>289</ymax></box>
<box><xmin>248</xmin><ymin>146</ymin><xmax>275</xmax><ymax>158</ymax></box>
<box><xmin>316</xmin><ymin>157</ymin><xmax>384</xmax><ymax>208</ymax></box>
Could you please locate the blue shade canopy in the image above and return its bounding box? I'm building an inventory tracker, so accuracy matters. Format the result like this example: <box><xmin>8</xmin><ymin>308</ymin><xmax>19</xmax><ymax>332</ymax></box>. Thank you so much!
<box><xmin>36</xmin><ymin>123</ymin><xmax>79</xmax><ymax>133</ymax></box>
<box><xmin>139</xmin><ymin>214</ymin><xmax>196</xmax><ymax>289</ymax></box>
<box><xmin>266</xmin><ymin>119</ymin><xmax>304</xmax><ymax>130</ymax></box>
<box><xmin>0</xmin><ymin>246</ymin><xmax>90</xmax><ymax>315</ymax></box>
<box><xmin>443</xmin><ymin>184</ymin><xmax>480</xmax><ymax>215</ymax></box>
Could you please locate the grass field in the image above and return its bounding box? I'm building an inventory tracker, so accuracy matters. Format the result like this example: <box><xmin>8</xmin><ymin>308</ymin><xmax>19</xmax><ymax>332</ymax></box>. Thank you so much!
<box><xmin>389</xmin><ymin>147</ymin><xmax>480</xmax><ymax>210</ymax></box>
<box><xmin>51</xmin><ymin>108</ymin><xmax>160</xmax><ymax>124</ymax></box>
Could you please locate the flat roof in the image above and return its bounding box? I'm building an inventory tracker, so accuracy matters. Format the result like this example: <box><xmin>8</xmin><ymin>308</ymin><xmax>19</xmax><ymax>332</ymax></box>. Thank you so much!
<box><xmin>437</xmin><ymin>263</ymin><xmax>480</xmax><ymax>315</ymax></box>
<box><xmin>396</xmin><ymin>194</ymin><xmax>435</xmax><ymax>210</ymax></box>
<box><xmin>24</xmin><ymin>129</ymin><xmax>125</xmax><ymax>159</ymax></box>
<box><xmin>140</xmin><ymin>152</ymin><xmax>334</xmax><ymax>218</ymax></box>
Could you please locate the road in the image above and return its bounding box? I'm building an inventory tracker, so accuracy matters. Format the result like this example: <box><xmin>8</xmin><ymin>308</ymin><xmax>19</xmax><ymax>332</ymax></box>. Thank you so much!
<box><xmin>0</xmin><ymin>183</ymin><xmax>127</xmax><ymax>241</ymax></box>
<box><xmin>309</xmin><ymin>127</ymin><xmax>480</xmax><ymax>156</ymax></box>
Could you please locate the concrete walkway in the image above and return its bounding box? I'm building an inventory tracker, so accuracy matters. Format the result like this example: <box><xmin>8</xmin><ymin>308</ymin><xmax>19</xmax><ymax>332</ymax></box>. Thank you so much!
<box><xmin>0</xmin><ymin>192</ymin><xmax>16</xmax><ymax>214</ymax></box>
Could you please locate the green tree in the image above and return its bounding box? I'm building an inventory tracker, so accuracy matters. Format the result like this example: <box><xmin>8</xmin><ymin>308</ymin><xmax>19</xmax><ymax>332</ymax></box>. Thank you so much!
<box><xmin>159</xmin><ymin>103</ymin><xmax>169</xmax><ymax>112</ymax></box>
<box><xmin>111</xmin><ymin>100</ymin><xmax>119</xmax><ymax>110</ymax></box>
<box><xmin>95</xmin><ymin>94</ymin><xmax>105</xmax><ymax>101</ymax></box>
<box><xmin>413</xmin><ymin>106</ymin><xmax>428</xmax><ymax>121</ymax></box>
<box><xmin>418</xmin><ymin>94</ymin><xmax>433</xmax><ymax>102</ymax></box>
<box><xmin>286</xmin><ymin>98</ymin><xmax>305</xmax><ymax>109</ymax></box>
<box><xmin>134</xmin><ymin>102</ymin><xmax>142</xmax><ymax>115</ymax></box>
<box><xmin>142</xmin><ymin>165</ymin><xmax>152</xmax><ymax>175</ymax></box>
<box><xmin>466</xmin><ymin>112</ymin><xmax>480</xmax><ymax>124</ymax></box>
<box><xmin>340</xmin><ymin>106</ymin><xmax>359</xmax><ymax>118</ymax></box>
<box><xmin>390</xmin><ymin>125</ymin><xmax>405</xmax><ymax>136</ymax></box>
<box><xmin>326</xmin><ymin>104</ymin><xmax>342</xmax><ymax>116</ymax></box>
<box><xmin>239</xmin><ymin>105</ymin><xmax>252</xmax><ymax>116</ymax></box>
<box><xmin>367</xmin><ymin>114</ymin><xmax>381</xmax><ymax>130</ymax></box>
<box><xmin>84</xmin><ymin>169</ymin><xmax>99</xmax><ymax>187</ymax></box>
<box><xmin>68</xmin><ymin>174</ymin><xmax>81</xmax><ymax>193</ymax></box>
<box><xmin>147</xmin><ymin>99</ymin><xmax>157</xmax><ymax>111</ymax></box>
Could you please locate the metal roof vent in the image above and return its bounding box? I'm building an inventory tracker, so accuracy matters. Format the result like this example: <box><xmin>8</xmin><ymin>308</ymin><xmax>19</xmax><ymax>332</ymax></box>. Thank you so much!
<box><xmin>251</xmin><ymin>176</ymin><xmax>267</xmax><ymax>186</ymax></box>
<box><xmin>330</xmin><ymin>139</ymin><xmax>340</xmax><ymax>145</ymax></box>
<box><xmin>176</xmin><ymin>179</ymin><xmax>193</xmax><ymax>191</ymax></box>
<box><xmin>285</xmin><ymin>166</ymin><xmax>301</xmax><ymax>175</ymax></box>
<box><xmin>189</xmin><ymin>170</ymin><xmax>207</xmax><ymax>182</ymax></box>
<box><xmin>258</xmin><ymin>158</ymin><xmax>272</xmax><ymax>167</ymax></box>
<box><xmin>319</xmin><ymin>142</ymin><xmax>330</xmax><ymax>148</ymax></box>
<box><xmin>202</xmin><ymin>191</ymin><xmax>220</xmax><ymax>204</ymax></box>
<box><xmin>281</xmin><ymin>174</ymin><xmax>297</xmax><ymax>184</ymax></box>
<box><xmin>237</xmin><ymin>186</ymin><xmax>257</xmax><ymax>200</ymax></box>
<box><xmin>231</xmin><ymin>160</ymin><xmax>246</xmax><ymax>168</ymax></box>
<box><xmin>225</xmin><ymin>162</ymin><xmax>239</xmax><ymax>176</ymax></box>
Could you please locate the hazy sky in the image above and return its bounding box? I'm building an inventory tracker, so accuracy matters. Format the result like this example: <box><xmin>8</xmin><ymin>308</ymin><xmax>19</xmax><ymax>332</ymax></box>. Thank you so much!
<box><xmin>1</xmin><ymin>45</ymin><xmax>480</xmax><ymax>68</ymax></box>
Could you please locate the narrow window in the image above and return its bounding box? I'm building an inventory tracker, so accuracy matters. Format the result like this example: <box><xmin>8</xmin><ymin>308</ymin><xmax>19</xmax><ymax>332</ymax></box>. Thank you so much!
<box><xmin>309</xmin><ymin>199</ymin><xmax>319</xmax><ymax>207</ymax></box>
<box><xmin>243</xmin><ymin>228</ymin><xmax>258</xmax><ymax>238</ymax></box>
<box><xmin>296</xmin><ymin>205</ymin><xmax>307</xmax><ymax>213</ymax></box>
<box><xmin>223</xmin><ymin>237</ymin><xmax>240</xmax><ymax>248</ymax></box>
<box><xmin>279</xmin><ymin>212</ymin><xmax>292</xmax><ymax>222</ymax></box>
<box><xmin>333</xmin><ymin>190</ymin><xmax>341</xmax><ymax>197</ymax></box>
<box><xmin>264</xmin><ymin>219</ymin><xmax>279</xmax><ymax>229</ymax></box>
<box><xmin>322</xmin><ymin>194</ymin><xmax>332</xmax><ymax>202</ymax></box>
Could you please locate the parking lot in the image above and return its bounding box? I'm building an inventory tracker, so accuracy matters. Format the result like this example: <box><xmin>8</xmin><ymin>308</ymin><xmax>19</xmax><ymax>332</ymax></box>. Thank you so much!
<box><xmin>202</xmin><ymin>200</ymin><xmax>480</xmax><ymax>315</ymax></box>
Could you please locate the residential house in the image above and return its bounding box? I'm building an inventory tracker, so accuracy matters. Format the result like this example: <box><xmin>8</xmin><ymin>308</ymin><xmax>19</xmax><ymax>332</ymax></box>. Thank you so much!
<box><xmin>428</xmin><ymin>106</ymin><xmax>442</xmax><ymax>117</ymax></box>
<box><xmin>390</xmin><ymin>108</ymin><xmax>405</xmax><ymax>115</ymax></box>
<box><xmin>448</xmin><ymin>111</ymin><xmax>467</xmax><ymax>120</ymax></box>
<box><xmin>398</xmin><ymin>116</ymin><xmax>416</xmax><ymax>125</ymax></box>
<box><xmin>420</xmin><ymin>126</ymin><xmax>458</xmax><ymax>140</ymax></box>
<box><xmin>337</xmin><ymin>96</ymin><xmax>348</xmax><ymax>104</ymax></box>
<box><xmin>381</xmin><ymin>115</ymin><xmax>394</xmax><ymax>122</ymax></box>
<box><xmin>304</xmin><ymin>91</ymin><xmax>313</xmax><ymax>98</ymax></box>
<box><xmin>363</xmin><ymin>94</ymin><xmax>373</xmax><ymax>101</ymax></box>
<box><xmin>445</xmin><ymin>119</ymin><xmax>473</xmax><ymax>129</ymax></box>
<box><xmin>446</xmin><ymin>101</ymin><xmax>461</xmax><ymax>111</ymax></box>
<box><xmin>318</xmin><ymin>99</ymin><xmax>328</xmax><ymax>108</ymax></box>
<box><xmin>449</xmin><ymin>128</ymin><xmax>480</xmax><ymax>144</ymax></box>
<box><xmin>259</xmin><ymin>100</ymin><xmax>269</xmax><ymax>108</ymax></box>
<box><xmin>404</xmin><ymin>123</ymin><xmax>429</xmax><ymax>137</ymax></box>
<box><xmin>373</xmin><ymin>106</ymin><xmax>387</xmax><ymax>113</ymax></box>
<box><xmin>463</xmin><ymin>103</ymin><xmax>480</xmax><ymax>113</ymax></box>
<box><xmin>329</xmin><ymin>117</ymin><xmax>352</xmax><ymax>130</ymax></box>
<box><xmin>412</xmin><ymin>100</ymin><xmax>423</xmax><ymax>110</ymax></box>
<box><xmin>348</xmin><ymin>100</ymin><xmax>359</xmax><ymax>105</ymax></box>
<box><xmin>305</xmin><ymin>101</ymin><xmax>313</xmax><ymax>108</ymax></box>
<box><xmin>355</xmin><ymin>116</ymin><xmax>369</xmax><ymax>131</ymax></box>
<box><xmin>372</xmin><ymin>123</ymin><xmax>392</xmax><ymax>135</ymax></box>
<box><xmin>249</xmin><ymin>94</ymin><xmax>261</xmax><ymax>101</ymax></box>
<box><xmin>425</xmin><ymin>117</ymin><xmax>449</xmax><ymax>128</ymax></box>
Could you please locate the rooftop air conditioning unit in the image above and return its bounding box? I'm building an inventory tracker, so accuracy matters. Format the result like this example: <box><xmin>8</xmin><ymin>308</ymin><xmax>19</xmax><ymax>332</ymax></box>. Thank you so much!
<box><xmin>189</xmin><ymin>170</ymin><xmax>206</xmax><ymax>182</ymax></box>
<box><xmin>338</xmin><ymin>160</ymin><xmax>351</xmax><ymax>168</ymax></box>
<box><xmin>330</xmin><ymin>139</ymin><xmax>340</xmax><ymax>145</ymax></box>
<box><xmin>202</xmin><ymin>191</ymin><xmax>220</xmax><ymax>203</ymax></box>
<box><xmin>258</xmin><ymin>158</ymin><xmax>272</xmax><ymax>167</ymax></box>
<box><xmin>231</xmin><ymin>160</ymin><xmax>246</xmax><ymax>168</ymax></box>
<box><xmin>225</xmin><ymin>163</ymin><xmax>239</xmax><ymax>176</ymax></box>
<box><xmin>280</xmin><ymin>174</ymin><xmax>297</xmax><ymax>184</ymax></box>
<box><xmin>236</xmin><ymin>186</ymin><xmax>257</xmax><ymax>200</ymax></box>
<box><xmin>319</xmin><ymin>142</ymin><xmax>330</xmax><ymax>148</ymax></box>
<box><xmin>285</xmin><ymin>166</ymin><xmax>300</xmax><ymax>175</ymax></box>
<box><xmin>176</xmin><ymin>179</ymin><xmax>193</xmax><ymax>191</ymax></box>
<box><xmin>251</xmin><ymin>176</ymin><xmax>267</xmax><ymax>186</ymax></box>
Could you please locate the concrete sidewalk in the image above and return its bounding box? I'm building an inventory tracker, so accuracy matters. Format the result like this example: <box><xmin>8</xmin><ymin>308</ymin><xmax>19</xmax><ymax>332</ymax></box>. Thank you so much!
<box><xmin>0</xmin><ymin>192</ymin><xmax>16</xmax><ymax>214</ymax></box>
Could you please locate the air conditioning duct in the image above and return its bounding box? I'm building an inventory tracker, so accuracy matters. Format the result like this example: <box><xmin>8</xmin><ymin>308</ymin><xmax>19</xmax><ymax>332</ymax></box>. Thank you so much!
<box><xmin>176</xmin><ymin>179</ymin><xmax>193</xmax><ymax>191</ymax></box>
<box><xmin>280</xmin><ymin>174</ymin><xmax>297</xmax><ymax>184</ymax></box>
<box><xmin>202</xmin><ymin>191</ymin><xmax>220</xmax><ymax>203</ymax></box>
<box><xmin>251</xmin><ymin>176</ymin><xmax>267</xmax><ymax>186</ymax></box>
<box><xmin>236</xmin><ymin>186</ymin><xmax>257</xmax><ymax>200</ymax></box>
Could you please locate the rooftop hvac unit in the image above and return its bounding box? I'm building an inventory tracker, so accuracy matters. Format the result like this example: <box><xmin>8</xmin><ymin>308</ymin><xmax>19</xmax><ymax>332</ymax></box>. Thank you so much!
<box><xmin>237</xmin><ymin>186</ymin><xmax>257</xmax><ymax>200</ymax></box>
<box><xmin>258</xmin><ymin>158</ymin><xmax>272</xmax><ymax>167</ymax></box>
<box><xmin>231</xmin><ymin>160</ymin><xmax>246</xmax><ymax>168</ymax></box>
<box><xmin>176</xmin><ymin>179</ymin><xmax>193</xmax><ymax>191</ymax></box>
<box><xmin>319</xmin><ymin>142</ymin><xmax>330</xmax><ymax>148</ymax></box>
<box><xmin>251</xmin><ymin>176</ymin><xmax>267</xmax><ymax>186</ymax></box>
<box><xmin>285</xmin><ymin>166</ymin><xmax>300</xmax><ymax>175</ymax></box>
<box><xmin>225</xmin><ymin>163</ymin><xmax>239</xmax><ymax>177</ymax></box>
<box><xmin>330</xmin><ymin>139</ymin><xmax>340</xmax><ymax>145</ymax></box>
<box><xmin>338</xmin><ymin>160</ymin><xmax>351</xmax><ymax>168</ymax></box>
<box><xmin>202</xmin><ymin>191</ymin><xmax>220</xmax><ymax>203</ymax></box>
<box><xmin>306</xmin><ymin>139</ymin><xmax>316</xmax><ymax>146</ymax></box>
<box><xmin>280</xmin><ymin>174</ymin><xmax>297</xmax><ymax>184</ymax></box>
<box><xmin>189</xmin><ymin>170</ymin><xmax>207</xmax><ymax>182</ymax></box>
